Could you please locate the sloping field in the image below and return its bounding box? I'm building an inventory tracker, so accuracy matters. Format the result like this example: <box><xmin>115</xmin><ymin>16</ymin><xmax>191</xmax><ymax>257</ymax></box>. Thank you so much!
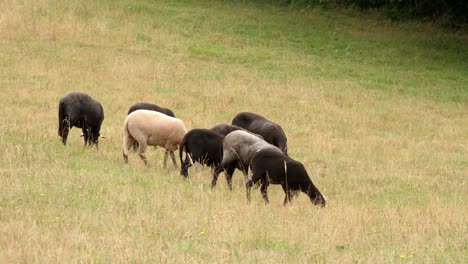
<box><xmin>0</xmin><ymin>0</ymin><xmax>466</xmax><ymax>262</ymax></box>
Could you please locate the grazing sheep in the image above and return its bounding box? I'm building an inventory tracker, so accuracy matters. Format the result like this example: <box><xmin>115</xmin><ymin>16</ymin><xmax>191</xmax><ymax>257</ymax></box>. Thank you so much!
<box><xmin>179</xmin><ymin>129</ymin><xmax>229</xmax><ymax>179</ymax></box>
<box><xmin>58</xmin><ymin>92</ymin><xmax>104</xmax><ymax>147</ymax></box>
<box><xmin>127</xmin><ymin>102</ymin><xmax>176</xmax><ymax>150</ymax></box>
<box><xmin>248</xmin><ymin>148</ymin><xmax>327</xmax><ymax>207</ymax></box>
<box><xmin>122</xmin><ymin>110</ymin><xmax>187</xmax><ymax>168</ymax></box>
<box><xmin>232</xmin><ymin>112</ymin><xmax>288</xmax><ymax>155</ymax></box>
<box><xmin>180</xmin><ymin>126</ymin><xmax>265</xmax><ymax>185</ymax></box>
<box><xmin>212</xmin><ymin>130</ymin><xmax>281</xmax><ymax>190</ymax></box>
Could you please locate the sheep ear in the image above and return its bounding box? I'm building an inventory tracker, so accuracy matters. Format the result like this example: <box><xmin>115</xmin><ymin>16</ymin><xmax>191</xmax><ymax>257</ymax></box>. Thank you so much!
<box><xmin>80</xmin><ymin>134</ymin><xmax>84</xmax><ymax>137</ymax></box>
<box><xmin>100</xmin><ymin>135</ymin><xmax>106</xmax><ymax>139</ymax></box>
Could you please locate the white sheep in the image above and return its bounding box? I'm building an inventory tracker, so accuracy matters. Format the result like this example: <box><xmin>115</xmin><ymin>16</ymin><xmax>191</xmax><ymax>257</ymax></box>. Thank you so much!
<box><xmin>122</xmin><ymin>109</ymin><xmax>187</xmax><ymax>168</ymax></box>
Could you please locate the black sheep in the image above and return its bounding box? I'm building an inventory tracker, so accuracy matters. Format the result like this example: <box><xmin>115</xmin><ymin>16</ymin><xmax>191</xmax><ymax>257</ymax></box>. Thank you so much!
<box><xmin>211</xmin><ymin>130</ymin><xmax>277</xmax><ymax>190</ymax></box>
<box><xmin>247</xmin><ymin>148</ymin><xmax>327</xmax><ymax>207</ymax></box>
<box><xmin>58</xmin><ymin>92</ymin><xmax>104</xmax><ymax>147</ymax></box>
<box><xmin>232</xmin><ymin>112</ymin><xmax>288</xmax><ymax>155</ymax></box>
<box><xmin>179</xmin><ymin>129</ymin><xmax>236</xmax><ymax>183</ymax></box>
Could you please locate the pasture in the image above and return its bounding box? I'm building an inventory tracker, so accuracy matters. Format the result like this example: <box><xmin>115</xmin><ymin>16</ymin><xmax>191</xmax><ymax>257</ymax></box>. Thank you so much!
<box><xmin>0</xmin><ymin>0</ymin><xmax>467</xmax><ymax>262</ymax></box>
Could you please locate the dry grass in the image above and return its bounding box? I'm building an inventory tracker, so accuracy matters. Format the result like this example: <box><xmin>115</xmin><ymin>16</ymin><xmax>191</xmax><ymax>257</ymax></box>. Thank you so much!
<box><xmin>0</xmin><ymin>0</ymin><xmax>467</xmax><ymax>262</ymax></box>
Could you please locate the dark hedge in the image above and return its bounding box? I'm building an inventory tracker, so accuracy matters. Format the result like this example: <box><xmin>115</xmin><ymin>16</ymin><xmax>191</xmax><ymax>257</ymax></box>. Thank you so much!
<box><xmin>250</xmin><ymin>0</ymin><xmax>467</xmax><ymax>28</ymax></box>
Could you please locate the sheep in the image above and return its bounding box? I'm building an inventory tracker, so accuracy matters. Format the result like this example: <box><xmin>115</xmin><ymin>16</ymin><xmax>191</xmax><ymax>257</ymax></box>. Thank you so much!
<box><xmin>212</xmin><ymin>130</ymin><xmax>281</xmax><ymax>190</ymax></box>
<box><xmin>179</xmin><ymin>129</ymin><xmax>227</xmax><ymax>178</ymax></box>
<box><xmin>232</xmin><ymin>112</ymin><xmax>288</xmax><ymax>155</ymax></box>
<box><xmin>122</xmin><ymin>110</ymin><xmax>187</xmax><ymax>168</ymax></box>
<box><xmin>127</xmin><ymin>102</ymin><xmax>176</xmax><ymax>151</ymax></box>
<box><xmin>247</xmin><ymin>148</ymin><xmax>327</xmax><ymax>207</ymax></box>
<box><xmin>58</xmin><ymin>92</ymin><xmax>104</xmax><ymax>147</ymax></box>
<box><xmin>180</xmin><ymin>126</ymin><xmax>265</xmax><ymax>185</ymax></box>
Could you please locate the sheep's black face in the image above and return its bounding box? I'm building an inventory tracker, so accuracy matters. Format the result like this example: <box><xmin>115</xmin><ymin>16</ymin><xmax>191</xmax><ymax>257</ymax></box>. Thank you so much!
<box><xmin>180</xmin><ymin>161</ymin><xmax>191</xmax><ymax>178</ymax></box>
<box><xmin>180</xmin><ymin>167</ymin><xmax>188</xmax><ymax>178</ymax></box>
<box><xmin>306</xmin><ymin>184</ymin><xmax>327</xmax><ymax>207</ymax></box>
<box><xmin>91</xmin><ymin>133</ymin><xmax>100</xmax><ymax>145</ymax></box>
<box><xmin>311</xmin><ymin>192</ymin><xmax>327</xmax><ymax>207</ymax></box>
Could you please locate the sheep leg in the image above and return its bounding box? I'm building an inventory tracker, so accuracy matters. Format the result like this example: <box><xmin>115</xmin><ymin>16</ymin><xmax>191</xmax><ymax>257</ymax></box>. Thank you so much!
<box><xmin>170</xmin><ymin>151</ymin><xmax>177</xmax><ymax>168</ymax></box>
<box><xmin>123</xmin><ymin>151</ymin><xmax>128</xmax><ymax>164</ymax></box>
<box><xmin>245</xmin><ymin>179</ymin><xmax>254</xmax><ymax>202</ymax></box>
<box><xmin>61</xmin><ymin>118</ymin><xmax>70</xmax><ymax>145</ymax></box>
<box><xmin>225</xmin><ymin>164</ymin><xmax>236</xmax><ymax>191</ymax></box>
<box><xmin>246</xmin><ymin>165</ymin><xmax>258</xmax><ymax>202</ymax></box>
<box><xmin>90</xmin><ymin>126</ymin><xmax>99</xmax><ymax>149</ymax></box>
<box><xmin>281</xmin><ymin>184</ymin><xmax>292</xmax><ymax>206</ymax></box>
<box><xmin>138</xmin><ymin>142</ymin><xmax>148</xmax><ymax>166</ymax></box>
<box><xmin>82</xmin><ymin>126</ymin><xmax>89</xmax><ymax>147</ymax></box>
<box><xmin>163</xmin><ymin>150</ymin><xmax>169</xmax><ymax>168</ymax></box>
<box><xmin>260</xmin><ymin>179</ymin><xmax>270</xmax><ymax>205</ymax></box>
<box><xmin>212</xmin><ymin>164</ymin><xmax>225</xmax><ymax>189</ymax></box>
<box><xmin>123</xmin><ymin>136</ymin><xmax>135</xmax><ymax>164</ymax></box>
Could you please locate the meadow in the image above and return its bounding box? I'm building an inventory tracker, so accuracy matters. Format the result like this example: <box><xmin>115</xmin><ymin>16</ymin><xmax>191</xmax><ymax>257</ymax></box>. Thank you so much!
<box><xmin>0</xmin><ymin>0</ymin><xmax>467</xmax><ymax>262</ymax></box>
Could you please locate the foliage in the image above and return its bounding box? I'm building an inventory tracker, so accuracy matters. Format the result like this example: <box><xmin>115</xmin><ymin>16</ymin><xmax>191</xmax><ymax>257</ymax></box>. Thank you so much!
<box><xmin>251</xmin><ymin>0</ymin><xmax>468</xmax><ymax>28</ymax></box>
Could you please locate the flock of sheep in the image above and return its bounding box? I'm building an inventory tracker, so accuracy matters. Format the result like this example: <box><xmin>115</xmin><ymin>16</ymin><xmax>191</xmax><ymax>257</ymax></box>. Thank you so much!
<box><xmin>58</xmin><ymin>92</ymin><xmax>327</xmax><ymax>207</ymax></box>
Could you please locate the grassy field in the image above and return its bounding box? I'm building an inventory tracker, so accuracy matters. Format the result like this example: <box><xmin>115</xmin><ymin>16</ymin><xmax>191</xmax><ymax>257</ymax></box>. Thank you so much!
<box><xmin>1</xmin><ymin>0</ymin><xmax>467</xmax><ymax>262</ymax></box>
